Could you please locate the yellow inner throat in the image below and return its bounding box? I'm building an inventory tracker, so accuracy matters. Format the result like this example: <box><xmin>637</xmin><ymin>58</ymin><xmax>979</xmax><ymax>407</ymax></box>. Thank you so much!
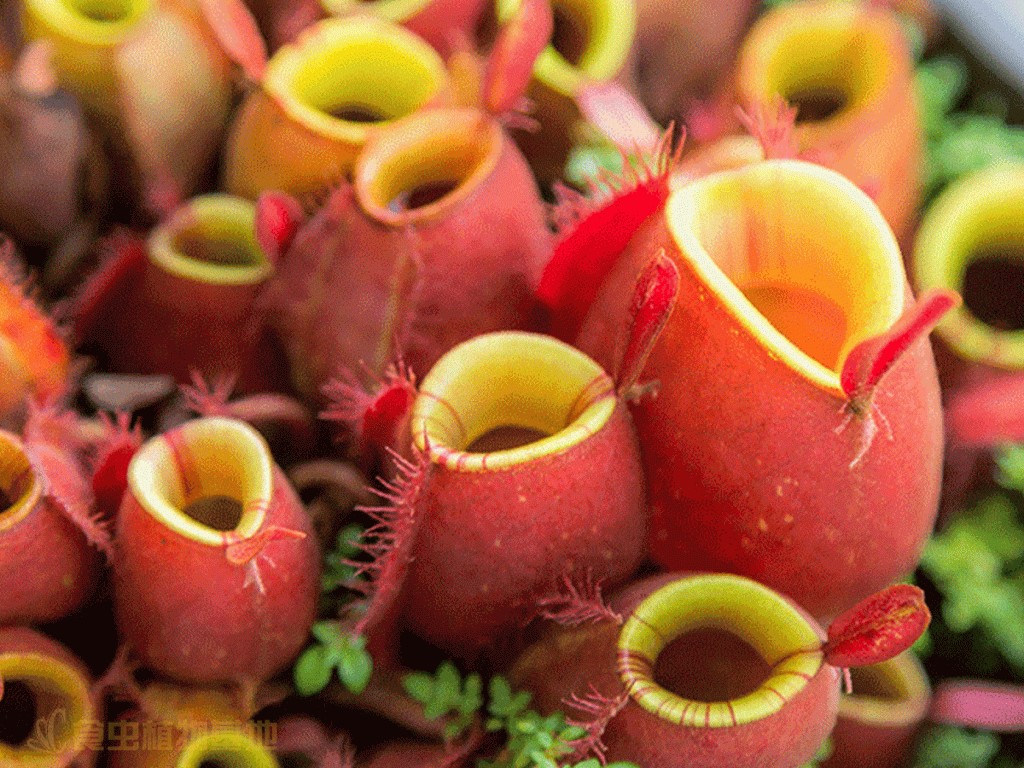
<box><xmin>26</xmin><ymin>0</ymin><xmax>152</xmax><ymax>45</ymax></box>
<box><xmin>176</xmin><ymin>731</ymin><xmax>279</xmax><ymax>768</ymax></box>
<box><xmin>743</xmin><ymin>2</ymin><xmax>896</xmax><ymax>135</ymax></box>
<box><xmin>264</xmin><ymin>17</ymin><xmax>447</xmax><ymax>143</ymax></box>
<box><xmin>667</xmin><ymin>160</ymin><xmax>905</xmax><ymax>394</ymax></box>
<box><xmin>149</xmin><ymin>195</ymin><xmax>271</xmax><ymax>286</ymax></box>
<box><xmin>357</xmin><ymin>110</ymin><xmax>500</xmax><ymax>223</ymax></box>
<box><xmin>320</xmin><ymin>0</ymin><xmax>434</xmax><ymax>21</ymax></box>
<box><xmin>127</xmin><ymin>417</ymin><xmax>273</xmax><ymax>546</ymax></box>
<box><xmin>412</xmin><ymin>332</ymin><xmax>615</xmax><ymax>472</ymax></box>
<box><xmin>913</xmin><ymin>163</ymin><xmax>1024</xmax><ymax>367</ymax></box>
<box><xmin>495</xmin><ymin>0</ymin><xmax>635</xmax><ymax>96</ymax></box>
<box><xmin>841</xmin><ymin>654</ymin><xmax>930</xmax><ymax>726</ymax></box>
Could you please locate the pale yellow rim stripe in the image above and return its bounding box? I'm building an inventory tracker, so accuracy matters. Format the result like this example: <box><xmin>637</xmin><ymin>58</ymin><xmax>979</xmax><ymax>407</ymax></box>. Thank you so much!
<box><xmin>495</xmin><ymin>0</ymin><xmax>635</xmax><ymax>96</ymax></box>
<box><xmin>617</xmin><ymin>574</ymin><xmax>824</xmax><ymax>728</ymax></box>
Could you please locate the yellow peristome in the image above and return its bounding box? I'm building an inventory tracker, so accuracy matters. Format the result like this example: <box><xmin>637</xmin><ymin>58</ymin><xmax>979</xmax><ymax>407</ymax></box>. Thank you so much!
<box><xmin>148</xmin><ymin>194</ymin><xmax>271</xmax><ymax>286</ymax></box>
<box><xmin>412</xmin><ymin>331</ymin><xmax>616</xmax><ymax>473</ymax></box>
<box><xmin>734</xmin><ymin>1</ymin><xmax>921</xmax><ymax>239</ymax></box>
<box><xmin>667</xmin><ymin>160</ymin><xmax>905</xmax><ymax>394</ymax></box>
<box><xmin>739</xmin><ymin>1</ymin><xmax>896</xmax><ymax>141</ymax></box>
<box><xmin>22</xmin><ymin>0</ymin><xmax>153</xmax><ymax>117</ymax></box>
<box><xmin>0</xmin><ymin>431</ymin><xmax>41</xmax><ymax>532</ymax></box>
<box><xmin>617</xmin><ymin>574</ymin><xmax>824</xmax><ymax>728</ymax></box>
<box><xmin>356</xmin><ymin>108</ymin><xmax>502</xmax><ymax>226</ymax></box>
<box><xmin>223</xmin><ymin>16</ymin><xmax>449</xmax><ymax>198</ymax></box>
<box><xmin>912</xmin><ymin>163</ymin><xmax>1024</xmax><ymax>368</ymax></box>
<box><xmin>127</xmin><ymin>417</ymin><xmax>272</xmax><ymax>546</ymax></box>
<box><xmin>176</xmin><ymin>731</ymin><xmax>280</xmax><ymax>768</ymax></box>
<box><xmin>496</xmin><ymin>0</ymin><xmax>635</xmax><ymax>96</ymax></box>
<box><xmin>0</xmin><ymin>653</ymin><xmax>94</xmax><ymax>766</ymax></box>
<box><xmin>841</xmin><ymin>652</ymin><xmax>930</xmax><ymax>726</ymax></box>
<box><xmin>267</xmin><ymin>17</ymin><xmax>445</xmax><ymax>142</ymax></box>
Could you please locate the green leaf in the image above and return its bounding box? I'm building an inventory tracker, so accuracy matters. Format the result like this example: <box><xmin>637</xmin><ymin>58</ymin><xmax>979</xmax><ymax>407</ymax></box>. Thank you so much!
<box><xmin>997</xmin><ymin>445</ymin><xmax>1024</xmax><ymax>496</ymax></box>
<box><xmin>337</xmin><ymin>639</ymin><xmax>373</xmax><ymax>695</ymax></box>
<box><xmin>293</xmin><ymin>646</ymin><xmax>332</xmax><ymax>696</ymax></box>
<box><xmin>424</xmin><ymin>691</ymin><xmax>453</xmax><ymax>720</ymax></box>
<box><xmin>508</xmin><ymin>691</ymin><xmax>532</xmax><ymax>718</ymax></box>
<box><xmin>310</xmin><ymin>620</ymin><xmax>343</xmax><ymax>646</ymax></box>
<box><xmin>489</xmin><ymin>677</ymin><xmax>514</xmax><ymax>716</ymax></box>
<box><xmin>403</xmin><ymin>671</ymin><xmax>435</xmax><ymax>704</ymax></box>
<box><xmin>436</xmin><ymin>662</ymin><xmax>462</xmax><ymax>703</ymax></box>
<box><xmin>401</xmin><ymin>662</ymin><xmax>483</xmax><ymax>737</ymax></box>
<box><xmin>461</xmin><ymin>673</ymin><xmax>484</xmax><ymax>716</ymax></box>
<box><xmin>321</xmin><ymin>524</ymin><xmax>368</xmax><ymax>597</ymax></box>
<box><xmin>920</xmin><ymin>491</ymin><xmax>1024</xmax><ymax>674</ymax></box>
<box><xmin>913</xmin><ymin>725</ymin><xmax>1000</xmax><ymax>768</ymax></box>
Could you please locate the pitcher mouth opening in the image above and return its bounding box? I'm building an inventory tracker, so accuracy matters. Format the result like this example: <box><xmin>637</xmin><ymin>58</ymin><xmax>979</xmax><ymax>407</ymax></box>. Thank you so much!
<box><xmin>0</xmin><ymin>655</ymin><xmax>92</xmax><ymax>762</ymax></box>
<box><xmin>913</xmin><ymin>164</ymin><xmax>1024</xmax><ymax>368</ymax></box>
<box><xmin>356</xmin><ymin>109</ymin><xmax>501</xmax><ymax>224</ymax></box>
<box><xmin>149</xmin><ymin>195</ymin><xmax>271</xmax><ymax>286</ymax></box>
<box><xmin>495</xmin><ymin>0</ymin><xmax>634</xmax><ymax>96</ymax></box>
<box><xmin>126</xmin><ymin>417</ymin><xmax>273</xmax><ymax>546</ymax></box>
<box><xmin>0</xmin><ymin>432</ymin><xmax>41</xmax><ymax>532</ymax></box>
<box><xmin>617</xmin><ymin>574</ymin><xmax>824</xmax><ymax>728</ymax></box>
<box><xmin>264</xmin><ymin>18</ymin><xmax>447</xmax><ymax>144</ymax></box>
<box><xmin>667</xmin><ymin>160</ymin><xmax>905</xmax><ymax>393</ymax></box>
<box><xmin>26</xmin><ymin>0</ymin><xmax>151</xmax><ymax>44</ymax></box>
<box><xmin>412</xmin><ymin>332</ymin><xmax>616</xmax><ymax>472</ymax></box>
<box><xmin>739</xmin><ymin>2</ymin><xmax>900</xmax><ymax>135</ymax></box>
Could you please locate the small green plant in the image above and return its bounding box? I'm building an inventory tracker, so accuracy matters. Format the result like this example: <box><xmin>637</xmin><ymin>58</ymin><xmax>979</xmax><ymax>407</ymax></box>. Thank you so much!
<box><xmin>913</xmin><ymin>443</ymin><xmax>1024</xmax><ymax>766</ymax></box>
<box><xmin>920</xmin><ymin>491</ymin><xmax>1024</xmax><ymax>674</ymax></box>
<box><xmin>915</xmin><ymin>56</ymin><xmax>1024</xmax><ymax>200</ymax></box>
<box><xmin>480</xmin><ymin>675</ymin><xmax>588</xmax><ymax>768</ymax></box>
<box><xmin>913</xmin><ymin>725</ymin><xmax>1001</xmax><ymax>768</ymax></box>
<box><xmin>403</xmin><ymin>661</ymin><xmax>484</xmax><ymax>740</ymax></box>
<box><xmin>401</xmin><ymin>663</ymin><xmax>639</xmax><ymax>768</ymax></box>
<box><xmin>564</xmin><ymin>143</ymin><xmax>625</xmax><ymax>189</ymax></box>
<box><xmin>321</xmin><ymin>523</ymin><xmax>365</xmax><ymax>592</ymax></box>
<box><xmin>319</xmin><ymin>523</ymin><xmax>368</xmax><ymax>614</ymax></box>
<box><xmin>293</xmin><ymin>621</ymin><xmax>373</xmax><ymax>696</ymax></box>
